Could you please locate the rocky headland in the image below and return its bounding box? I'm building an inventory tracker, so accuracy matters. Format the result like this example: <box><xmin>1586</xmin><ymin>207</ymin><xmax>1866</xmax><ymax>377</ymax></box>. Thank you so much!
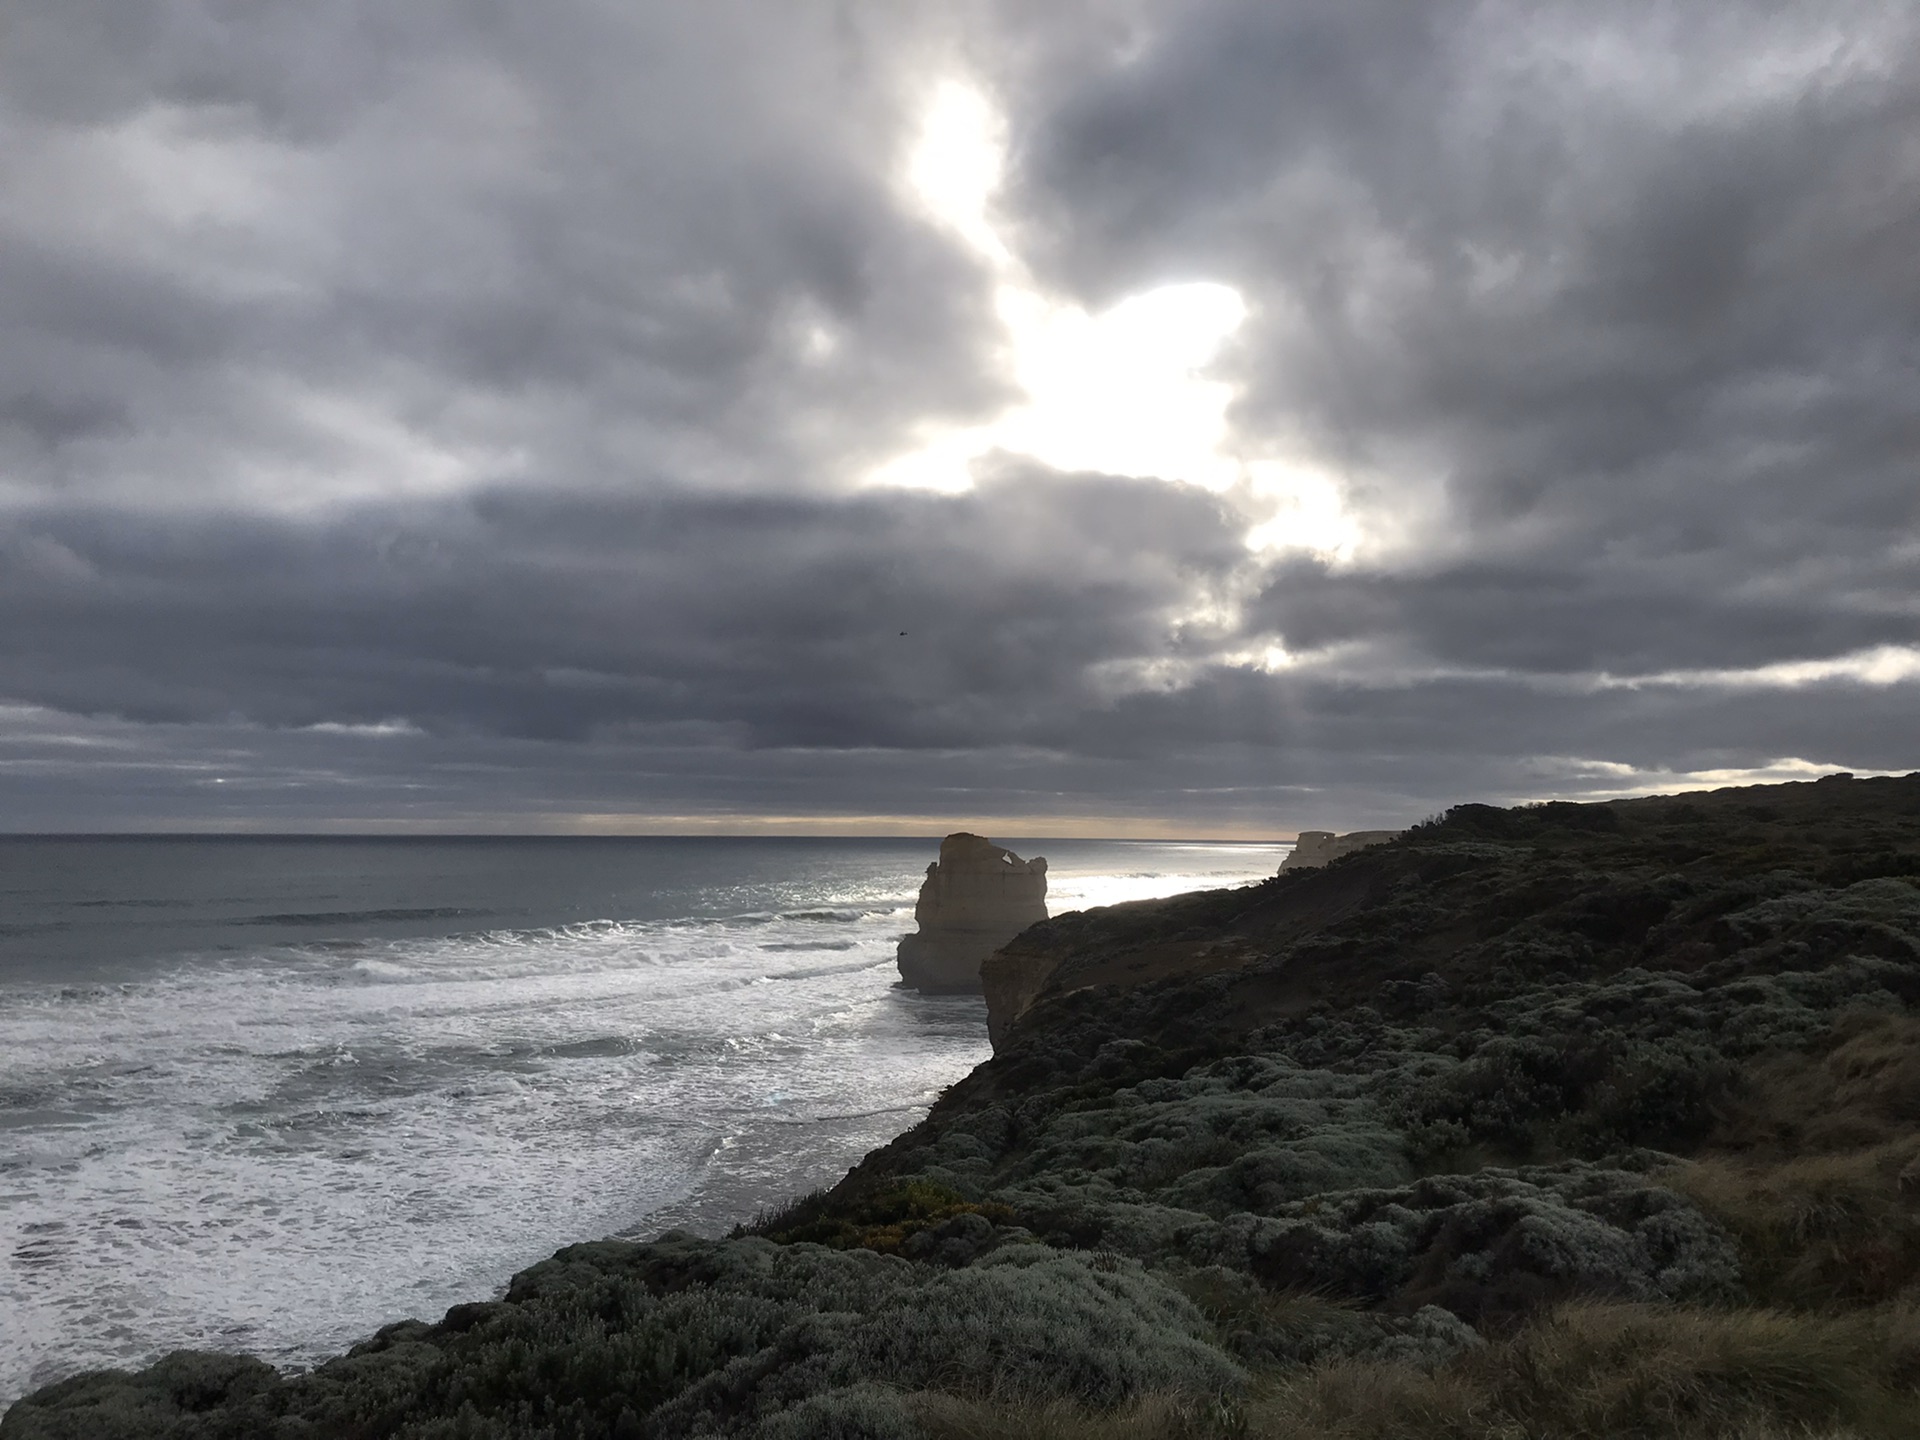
<box><xmin>895</xmin><ymin>833</ymin><xmax>1047</xmax><ymax>993</ymax></box>
<box><xmin>11</xmin><ymin>774</ymin><xmax>1920</xmax><ymax>1440</ymax></box>
<box><xmin>1276</xmin><ymin>829</ymin><xmax>1403</xmax><ymax>872</ymax></box>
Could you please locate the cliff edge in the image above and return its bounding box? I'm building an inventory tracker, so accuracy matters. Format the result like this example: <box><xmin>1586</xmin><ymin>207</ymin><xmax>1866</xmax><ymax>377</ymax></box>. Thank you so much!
<box><xmin>1279</xmin><ymin>828</ymin><xmax>1404</xmax><ymax>870</ymax></box>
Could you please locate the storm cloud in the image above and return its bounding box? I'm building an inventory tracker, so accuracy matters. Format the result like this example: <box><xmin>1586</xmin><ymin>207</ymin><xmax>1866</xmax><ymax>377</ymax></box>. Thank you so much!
<box><xmin>2</xmin><ymin>0</ymin><xmax>1915</xmax><ymax>833</ymax></box>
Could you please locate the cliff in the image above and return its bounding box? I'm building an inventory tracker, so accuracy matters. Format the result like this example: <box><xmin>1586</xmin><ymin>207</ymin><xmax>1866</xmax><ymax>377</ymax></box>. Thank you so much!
<box><xmin>895</xmin><ymin>833</ymin><xmax>1047</xmax><ymax>993</ymax></box>
<box><xmin>981</xmin><ymin>826</ymin><xmax>1406</xmax><ymax>1043</ymax></box>
<box><xmin>1278</xmin><ymin>828</ymin><xmax>1404</xmax><ymax>870</ymax></box>
<box><xmin>12</xmin><ymin>774</ymin><xmax>1920</xmax><ymax>1440</ymax></box>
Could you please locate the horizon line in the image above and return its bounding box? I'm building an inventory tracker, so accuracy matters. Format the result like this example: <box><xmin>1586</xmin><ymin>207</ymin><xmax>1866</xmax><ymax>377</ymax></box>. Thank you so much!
<box><xmin>0</xmin><ymin>809</ymin><xmax>1327</xmax><ymax>842</ymax></box>
<box><xmin>0</xmin><ymin>829</ymin><xmax>1303</xmax><ymax>844</ymax></box>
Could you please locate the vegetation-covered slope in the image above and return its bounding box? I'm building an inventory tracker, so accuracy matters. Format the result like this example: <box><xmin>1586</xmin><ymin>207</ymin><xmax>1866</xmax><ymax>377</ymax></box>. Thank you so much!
<box><xmin>10</xmin><ymin>774</ymin><xmax>1920</xmax><ymax>1439</ymax></box>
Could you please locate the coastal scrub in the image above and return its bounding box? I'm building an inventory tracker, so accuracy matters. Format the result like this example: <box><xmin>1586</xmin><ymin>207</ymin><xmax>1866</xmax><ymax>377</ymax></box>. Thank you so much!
<box><xmin>8</xmin><ymin>775</ymin><xmax>1920</xmax><ymax>1438</ymax></box>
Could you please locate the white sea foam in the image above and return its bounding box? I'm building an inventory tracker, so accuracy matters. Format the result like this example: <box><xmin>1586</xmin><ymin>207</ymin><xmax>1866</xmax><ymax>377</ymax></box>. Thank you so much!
<box><xmin>0</xmin><ymin>911</ymin><xmax>940</xmax><ymax>1395</ymax></box>
<box><xmin>0</xmin><ymin>840</ymin><xmax>1286</xmax><ymax>1403</ymax></box>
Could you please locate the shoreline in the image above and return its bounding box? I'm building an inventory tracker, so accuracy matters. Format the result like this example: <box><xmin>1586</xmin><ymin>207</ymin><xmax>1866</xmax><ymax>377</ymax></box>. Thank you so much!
<box><xmin>11</xmin><ymin>779</ymin><xmax>1920</xmax><ymax>1438</ymax></box>
<box><xmin>1</xmin><ymin>839</ymin><xmax>1285</xmax><ymax>1409</ymax></box>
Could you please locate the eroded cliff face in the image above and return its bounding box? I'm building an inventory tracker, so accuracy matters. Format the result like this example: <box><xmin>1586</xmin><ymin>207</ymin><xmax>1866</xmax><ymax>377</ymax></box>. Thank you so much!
<box><xmin>980</xmin><ymin>927</ymin><xmax>1063</xmax><ymax>1049</ymax></box>
<box><xmin>1279</xmin><ymin>829</ymin><xmax>1404</xmax><ymax>871</ymax></box>
<box><xmin>895</xmin><ymin>833</ymin><xmax>1048</xmax><ymax>993</ymax></box>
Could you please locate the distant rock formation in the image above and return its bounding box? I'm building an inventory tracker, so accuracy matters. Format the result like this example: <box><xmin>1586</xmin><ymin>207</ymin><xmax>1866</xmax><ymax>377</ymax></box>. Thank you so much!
<box><xmin>1280</xmin><ymin>829</ymin><xmax>1404</xmax><ymax>871</ymax></box>
<box><xmin>896</xmin><ymin>834</ymin><xmax>1048</xmax><ymax>993</ymax></box>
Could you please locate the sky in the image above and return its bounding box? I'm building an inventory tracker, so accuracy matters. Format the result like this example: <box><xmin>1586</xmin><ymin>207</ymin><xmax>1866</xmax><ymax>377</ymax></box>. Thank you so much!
<box><xmin>2</xmin><ymin>0</ymin><xmax>1917</xmax><ymax>836</ymax></box>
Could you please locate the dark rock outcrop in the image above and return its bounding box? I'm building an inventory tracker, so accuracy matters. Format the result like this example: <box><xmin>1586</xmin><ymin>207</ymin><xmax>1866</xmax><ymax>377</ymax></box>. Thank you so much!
<box><xmin>896</xmin><ymin>833</ymin><xmax>1048</xmax><ymax>992</ymax></box>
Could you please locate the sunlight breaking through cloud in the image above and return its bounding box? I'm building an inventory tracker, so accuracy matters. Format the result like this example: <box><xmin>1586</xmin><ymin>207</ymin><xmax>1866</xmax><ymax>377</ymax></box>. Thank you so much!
<box><xmin>1514</xmin><ymin>754</ymin><xmax>1911</xmax><ymax>802</ymax></box>
<box><xmin>1594</xmin><ymin>645</ymin><xmax>1920</xmax><ymax>692</ymax></box>
<box><xmin>871</xmin><ymin>78</ymin><xmax>1358</xmax><ymax>564</ymax></box>
<box><xmin>6</xmin><ymin>3</ymin><xmax>1915</xmax><ymax>835</ymax></box>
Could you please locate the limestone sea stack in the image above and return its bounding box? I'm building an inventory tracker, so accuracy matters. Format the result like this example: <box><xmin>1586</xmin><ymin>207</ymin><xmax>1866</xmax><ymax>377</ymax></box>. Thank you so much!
<box><xmin>1280</xmin><ymin>828</ymin><xmax>1404</xmax><ymax>871</ymax></box>
<box><xmin>896</xmin><ymin>833</ymin><xmax>1048</xmax><ymax>993</ymax></box>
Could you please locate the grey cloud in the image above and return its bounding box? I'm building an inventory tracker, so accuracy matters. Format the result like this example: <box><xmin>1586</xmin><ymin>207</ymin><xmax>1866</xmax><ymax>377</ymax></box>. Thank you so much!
<box><xmin>1247</xmin><ymin>548</ymin><xmax>1920</xmax><ymax>676</ymax></box>
<box><xmin>2</xmin><ymin>0</ymin><xmax>1916</xmax><ymax>830</ymax></box>
<box><xmin>7</xmin><ymin>661</ymin><xmax>1908</xmax><ymax>835</ymax></box>
<box><xmin>0</xmin><ymin>471</ymin><xmax>1250</xmax><ymax>748</ymax></box>
<box><xmin>1000</xmin><ymin>0</ymin><xmax>1920</xmax><ymax>712</ymax></box>
<box><xmin>0</xmin><ymin>2</ymin><xmax>1010</xmax><ymax>504</ymax></box>
<box><xmin>6</xmin><ymin>465</ymin><xmax>1909</xmax><ymax>833</ymax></box>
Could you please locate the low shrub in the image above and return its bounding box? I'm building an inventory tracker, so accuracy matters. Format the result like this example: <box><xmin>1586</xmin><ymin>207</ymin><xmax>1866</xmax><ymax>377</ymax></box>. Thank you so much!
<box><xmin>754</xmin><ymin>1384</ymin><xmax>921</xmax><ymax>1440</ymax></box>
<box><xmin>852</xmin><ymin>1249</ymin><xmax>1244</xmax><ymax>1407</ymax></box>
<box><xmin>1390</xmin><ymin>1030</ymin><xmax>1740</xmax><ymax>1161</ymax></box>
<box><xmin>758</xmin><ymin>1182</ymin><xmax>1014</xmax><ymax>1255</ymax></box>
<box><xmin>913</xmin><ymin>1390</ymin><xmax>1229</xmax><ymax>1440</ymax></box>
<box><xmin>1238</xmin><ymin>1165</ymin><xmax>1742</xmax><ymax>1323</ymax></box>
<box><xmin>1170</xmin><ymin>1268</ymin><xmax>1481</xmax><ymax>1370</ymax></box>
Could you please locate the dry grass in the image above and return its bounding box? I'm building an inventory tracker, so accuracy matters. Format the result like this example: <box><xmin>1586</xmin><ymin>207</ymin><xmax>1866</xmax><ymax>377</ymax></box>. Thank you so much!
<box><xmin>1254</xmin><ymin>1301</ymin><xmax>1920</xmax><ymax>1440</ymax></box>
<box><xmin>914</xmin><ymin>1301</ymin><xmax>1920</xmax><ymax>1440</ymax></box>
<box><xmin>1663</xmin><ymin>1012</ymin><xmax>1920</xmax><ymax>1307</ymax></box>
<box><xmin>1712</xmin><ymin>1013</ymin><xmax>1920</xmax><ymax>1157</ymax></box>
<box><xmin>1674</xmin><ymin>1144</ymin><xmax>1920</xmax><ymax>1305</ymax></box>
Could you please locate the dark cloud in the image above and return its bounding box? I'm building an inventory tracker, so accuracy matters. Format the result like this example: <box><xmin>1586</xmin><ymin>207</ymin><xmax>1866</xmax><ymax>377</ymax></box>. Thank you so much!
<box><xmin>997</xmin><ymin>0</ymin><xmax>1920</xmax><ymax>785</ymax></box>
<box><xmin>2</xmin><ymin>0</ymin><xmax>1916</xmax><ymax>831</ymax></box>
<box><xmin>1247</xmin><ymin>546</ymin><xmax>1920</xmax><ymax>676</ymax></box>
<box><xmin>0</xmin><ymin>471</ymin><xmax>1248</xmax><ymax>744</ymax></box>
<box><xmin>0</xmin><ymin>2</ymin><xmax>1011</xmax><ymax>504</ymax></box>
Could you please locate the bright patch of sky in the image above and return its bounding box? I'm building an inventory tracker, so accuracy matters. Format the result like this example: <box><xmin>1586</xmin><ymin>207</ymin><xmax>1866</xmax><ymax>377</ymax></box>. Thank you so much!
<box><xmin>1516</xmin><ymin>754</ymin><xmax>1909</xmax><ymax>801</ymax></box>
<box><xmin>1592</xmin><ymin>644</ymin><xmax>1920</xmax><ymax>692</ymax></box>
<box><xmin>870</xmin><ymin>80</ymin><xmax>1358</xmax><ymax>563</ymax></box>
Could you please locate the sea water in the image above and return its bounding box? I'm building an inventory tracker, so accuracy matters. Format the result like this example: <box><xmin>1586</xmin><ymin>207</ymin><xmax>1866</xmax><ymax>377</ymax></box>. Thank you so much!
<box><xmin>0</xmin><ymin>835</ymin><xmax>1286</xmax><ymax>1402</ymax></box>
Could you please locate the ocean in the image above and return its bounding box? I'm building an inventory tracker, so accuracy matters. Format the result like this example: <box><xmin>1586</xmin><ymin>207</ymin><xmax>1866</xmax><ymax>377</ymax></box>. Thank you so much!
<box><xmin>0</xmin><ymin>835</ymin><xmax>1287</xmax><ymax>1403</ymax></box>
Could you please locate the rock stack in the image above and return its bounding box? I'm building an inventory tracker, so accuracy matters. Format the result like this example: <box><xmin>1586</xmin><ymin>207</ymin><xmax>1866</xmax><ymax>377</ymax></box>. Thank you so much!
<box><xmin>896</xmin><ymin>833</ymin><xmax>1048</xmax><ymax>993</ymax></box>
